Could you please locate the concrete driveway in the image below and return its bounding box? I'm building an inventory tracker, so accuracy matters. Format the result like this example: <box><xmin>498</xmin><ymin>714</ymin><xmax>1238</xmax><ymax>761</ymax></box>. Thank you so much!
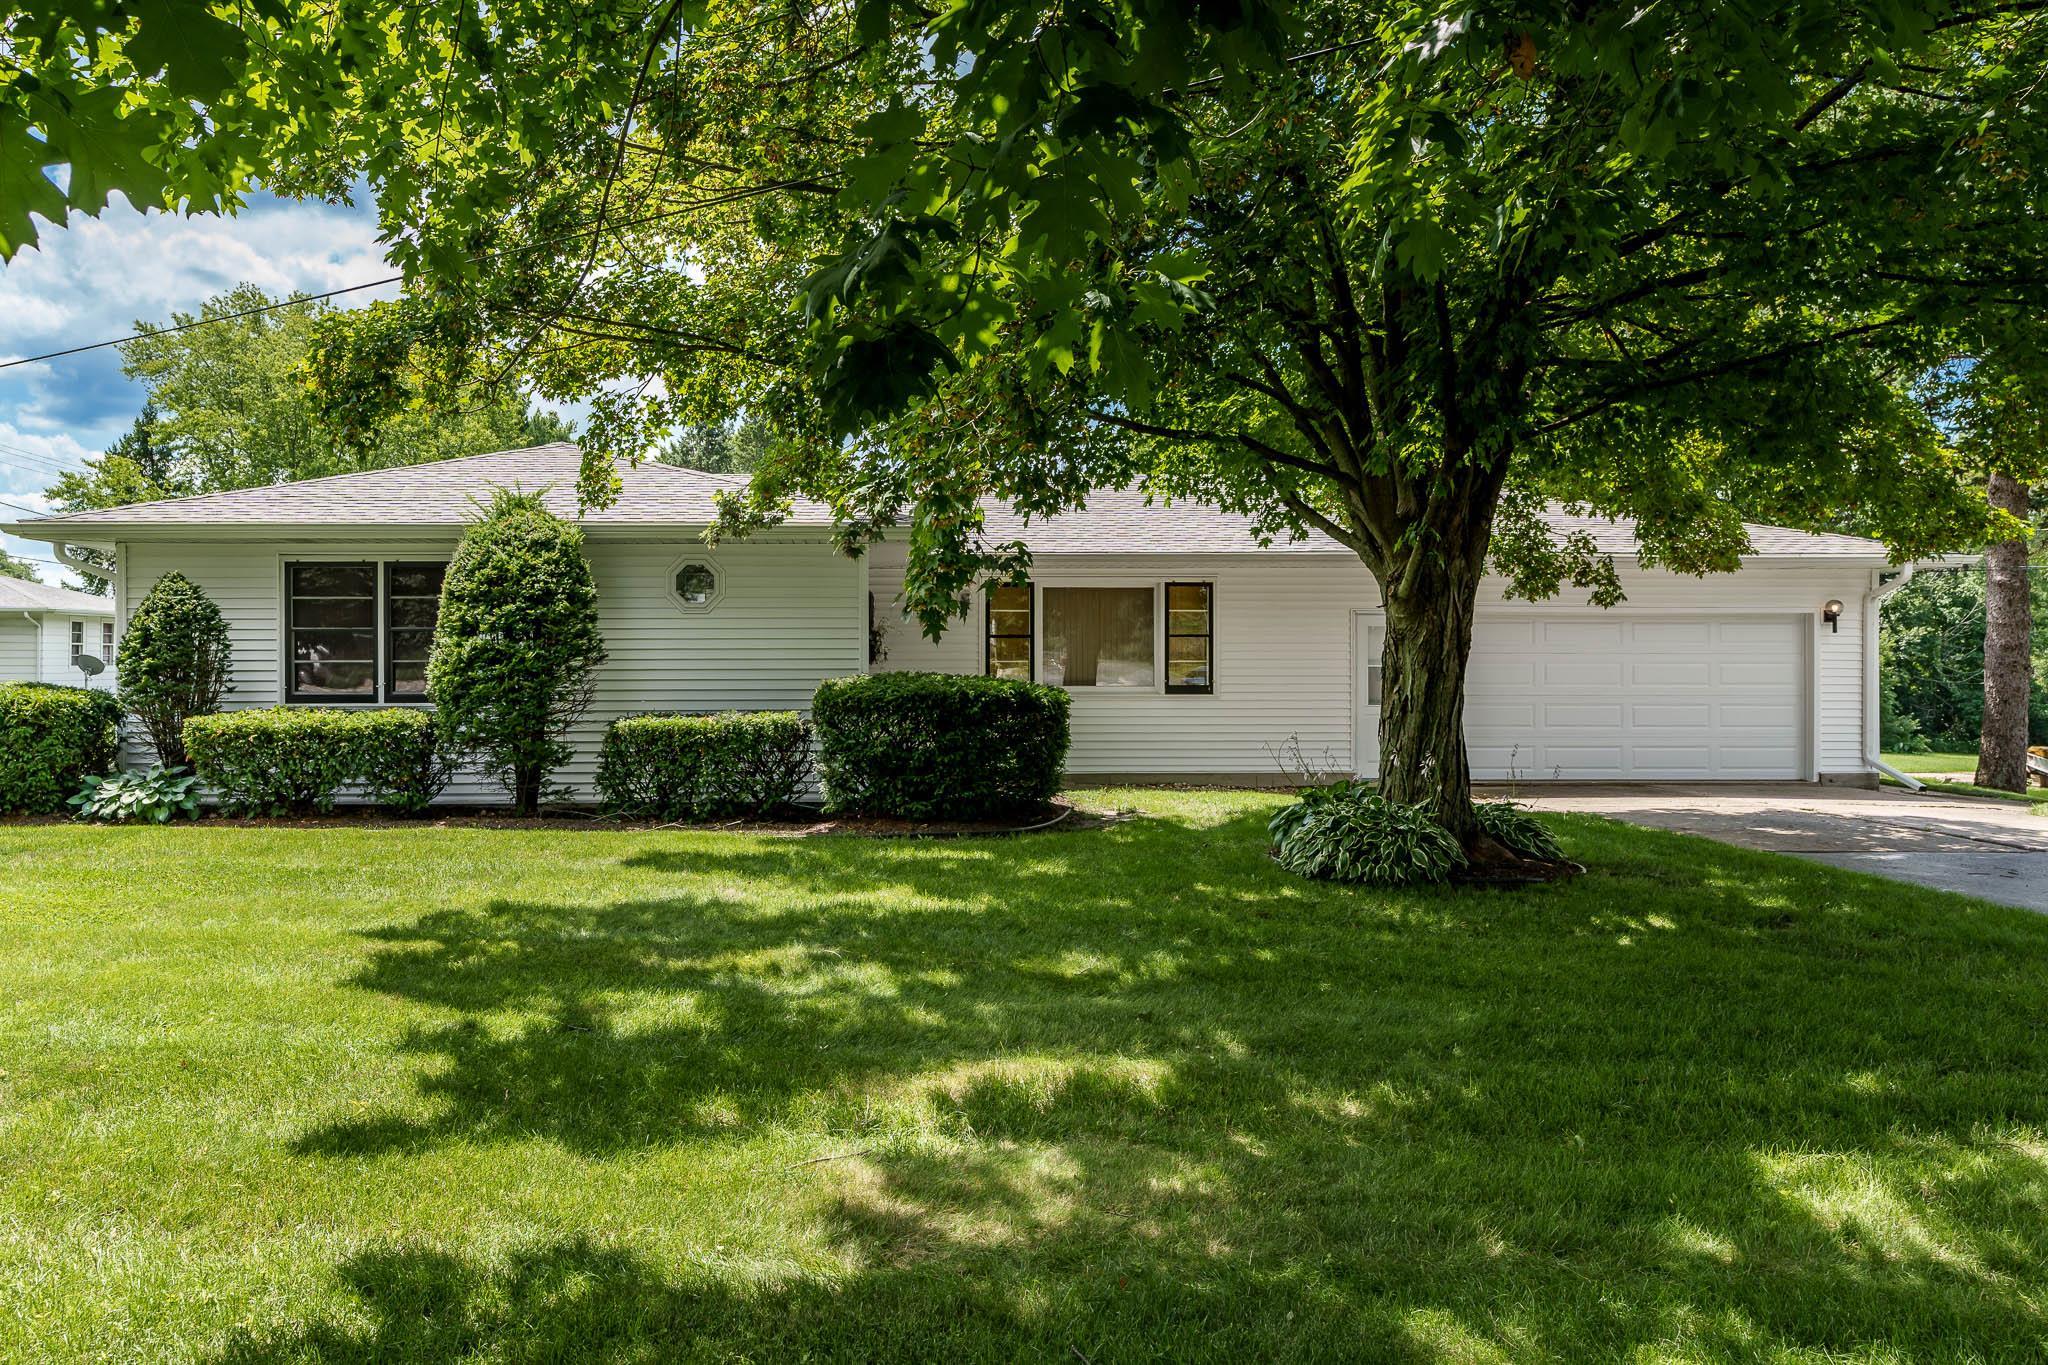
<box><xmin>1495</xmin><ymin>783</ymin><xmax>2048</xmax><ymax>913</ymax></box>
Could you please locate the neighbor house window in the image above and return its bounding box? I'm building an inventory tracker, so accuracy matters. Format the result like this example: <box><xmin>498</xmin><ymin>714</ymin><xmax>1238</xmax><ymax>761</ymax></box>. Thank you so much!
<box><xmin>1041</xmin><ymin>587</ymin><xmax>1155</xmax><ymax>688</ymax></box>
<box><xmin>287</xmin><ymin>561</ymin><xmax>443</xmax><ymax>703</ymax></box>
<box><xmin>69</xmin><ymin>620</ymin><xmax>84</xmax><ymax>662</ymax></box>
<box><xmin>1165</xmin><ymin>582</ymin><xmax>1213</xmax><ymax>694</ymax></box>
<box><xmin>101</xmin><ymin>621</ymin><xmax>114</xmax><ymax>659</ymax></box>
<box><xmin>985</xmin><ymin>583</ymin><xmax>1032</xmax><ymax>680</ymax></box>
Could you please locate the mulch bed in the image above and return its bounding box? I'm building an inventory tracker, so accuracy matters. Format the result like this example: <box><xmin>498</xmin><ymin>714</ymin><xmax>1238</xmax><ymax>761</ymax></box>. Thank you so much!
<box><xmin>0</xmin><ymin>799</ymin><xmax>1120</xmax><ymax>839</ymax></box>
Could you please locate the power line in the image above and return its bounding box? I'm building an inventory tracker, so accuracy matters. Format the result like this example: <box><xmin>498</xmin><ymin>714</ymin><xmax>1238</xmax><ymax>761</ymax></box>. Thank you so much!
<box><xmin>0</xmin><ymin>200</ymin><xmax>726</xmax><ymax>377</ymax></box>
<box><xmin>0</xmin><ymin>276</ymin><xmax>404</xmax><ymax>373</ymax></box>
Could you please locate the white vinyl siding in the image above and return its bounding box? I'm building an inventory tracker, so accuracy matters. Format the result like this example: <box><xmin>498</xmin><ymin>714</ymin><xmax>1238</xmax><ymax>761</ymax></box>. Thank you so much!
<box><xmin>33</xmin><ymin>613</ymin><xmax>116</xmax><ymax>689</ymax></box>
<box><xmin>116</xmin><ymin>534</ymin><xmax>864</xmax><ymax>800</ymax></box>
<box><xmin>873</xmin><ymin>544</ymin><xmax>1874</xmax><ymax>782</ymax></box>
<box><xmin>0</xmin><ymin>615</ymin><xmax>35</xmax><ymax>682</ymax></box>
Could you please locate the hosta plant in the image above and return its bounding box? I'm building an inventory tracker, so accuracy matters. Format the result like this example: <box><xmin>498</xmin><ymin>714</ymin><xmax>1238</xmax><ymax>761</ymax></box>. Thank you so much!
<box><xmin>1270</xmin><ymin>784</ymin><xmax>1465</xmax><ymax>888</ymax></box>
<box><xmin>70</xmin><ymin>765</ymin><xmax>201</xmax><ymax>824</ymax></box>
<box><xmin>1472</xmin><ymin>801</ymin><xmax>1565</xmax><ymax>863</ymax></box>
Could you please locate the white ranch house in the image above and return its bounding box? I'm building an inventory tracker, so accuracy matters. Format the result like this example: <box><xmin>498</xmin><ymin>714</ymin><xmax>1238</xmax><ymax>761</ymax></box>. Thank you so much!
<box><xmin>5</xmin><ymin>443</ymin><xmax>1914</xmax><ymax>795</ymax></box>
<box><xmin>0</xmin><ymin>576</ymin><xmax>117</xmax><ymax>690</ymax></box>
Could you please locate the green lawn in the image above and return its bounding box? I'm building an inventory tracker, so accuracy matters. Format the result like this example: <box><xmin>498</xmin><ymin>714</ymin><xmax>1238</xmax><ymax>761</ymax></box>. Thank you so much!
<box><xmin>1890</xmin><ymin>775</ymin><xmax>2048</xmax><ymax>811</ymax></box>
<box><xmin>5</xmin><ymin>791</ymin><xmax>2048</xmax><ymax>1362</ymax></box>
<box><xmin>1881</xmin><ymin>750</ymin><xmax>1980</xmax><ymax>774</ymax></box>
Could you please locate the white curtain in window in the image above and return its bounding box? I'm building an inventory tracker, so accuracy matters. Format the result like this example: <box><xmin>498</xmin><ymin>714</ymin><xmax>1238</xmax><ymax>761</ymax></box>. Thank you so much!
<box><xmin>1042</xmin><ymin>587</ymin><xmax>1154</xmax><ymax>687</ymax></box>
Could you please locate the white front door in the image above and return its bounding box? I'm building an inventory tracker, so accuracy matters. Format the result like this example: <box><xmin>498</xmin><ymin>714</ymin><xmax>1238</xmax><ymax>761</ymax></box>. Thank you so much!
<box><xmin>1351</xmin><ymin>611</ymin><xmax>1383</xmax><ymax>777</ymax></box>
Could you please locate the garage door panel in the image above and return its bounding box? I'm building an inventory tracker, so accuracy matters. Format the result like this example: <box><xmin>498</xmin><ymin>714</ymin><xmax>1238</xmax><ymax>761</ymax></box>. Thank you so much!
<box><xmin>1716</xmin><ymin>621</ymin><xmax>1797</xmax><ymax>646</ymax></box>
<box><xmin>1630</xmin><ymin>659</ymin><xmax>1714</xmax><ymax>687</ymax></box>
<box><xmin>1543</xmin><ymin>702</ymin><xmax>1624</xmax><ymax>729</ymax></box>
<box><xmin>1719</xmin><ymin>702</ymin><xmax>1800</xmax><ymax>728</ymax></box>
<box><xmin>1475</xmin><ymin>620</ymin><xmax>1537</xmax><ymax>649</ymax></box>
<box><xmin>1544</xmin><ymin>659</ymin><xmax>1622</xmax><ymax>687</ymax></box>
<box><xmin>1541</xmin><ymin>620</ymin><xmax>1625</xmax><ymax>649</ymax></box>
<box><xmin>1630</xmin><ymin>702</ymin><xmax>1712</xmax><ymax>728</ymax></box>
<box><xmin>1717</xmin><ymin>660</ymin><xmax>1793</xmax><ymax>686</ymax></box>
<box><xmin>1629</xmin><ymin>621</ymin><xmax>1713</xmax><ymax>649</ymax></box>
<box><xmin>1461</xmin><ymin>613</ymin><xmax>1804</xmax><ymax>781</ymax></box>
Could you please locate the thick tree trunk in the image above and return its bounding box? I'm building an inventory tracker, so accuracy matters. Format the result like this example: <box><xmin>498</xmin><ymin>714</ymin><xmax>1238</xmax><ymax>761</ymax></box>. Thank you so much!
<box><xmin>1376</xmin><ymin>549</ymin><xmax>1484</xmax><ymax>843</ymax></box>
<box><xmin>1977</xmin><ymin>471</ymin><xmax>2033</xmax><ymax>792</ymax></box>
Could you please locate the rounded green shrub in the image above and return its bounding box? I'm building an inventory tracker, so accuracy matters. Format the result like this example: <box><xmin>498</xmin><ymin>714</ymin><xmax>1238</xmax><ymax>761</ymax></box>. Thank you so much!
<box><xmin>354</xmin><ymin>709</ymin><xmax>453</xmax><ymax>815</ymax></box>
<box><xmin>428</xmin><ymin>489</ymin><xmax>606</xmax><ymax>814</ymax></box>
<box><xmin>0</xmin><ymin>683</ymin><xmax>122</xmax><ymax>814</ymax></box>
<box><xmin>812</xmin><ymin>672</ymin><xmax>1070</xmax><ymax>819</ymax></box>
<box><xmin>118</xmin><ymin>572</ymin><xmax>232</xmax><ymax>769</ymax></box>
<box><xmin>597</xmin><ymin>711</ymin><xmax>813</xmax><ymax>819</ymax></box>
<box><xmin>1269</xmin><ymin>782</ymin><xmax>1465</xmax><ymax>886</ymax></box>
<box><xmin>185</xmin><ymin>708</ymin><xmax>365</xmax><ymax>814</ymax></box>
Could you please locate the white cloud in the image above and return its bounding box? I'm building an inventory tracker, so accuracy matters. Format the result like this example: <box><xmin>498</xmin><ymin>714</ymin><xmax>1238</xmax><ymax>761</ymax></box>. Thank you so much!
<box><xmin>0</xmin><ymin>191</ymin><xmax>398</xmax><ymax>453</ymax></box>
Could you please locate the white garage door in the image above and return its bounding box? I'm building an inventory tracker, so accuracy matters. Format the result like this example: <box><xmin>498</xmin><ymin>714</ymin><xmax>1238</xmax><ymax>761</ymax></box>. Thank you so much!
<box><xmin>1354</xmin><ymin>613</ymin><xmax>1809</xmax><ymax>781</ymax></box>
<box><xmin>1465</xmin><ymin>615</ymin><xmax>1806</xmax><ymax>780</ymax></box>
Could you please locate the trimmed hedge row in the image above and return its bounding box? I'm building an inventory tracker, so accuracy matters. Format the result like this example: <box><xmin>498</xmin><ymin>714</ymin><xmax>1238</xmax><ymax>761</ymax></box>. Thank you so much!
<box><xmin>812</xmin><ymin>672</ymin><xmax>1069</xmax><ymax>819</ymax></box>
<box><xmin>596</xmin><ymin>712</ymin><xmax>813</xmax><ymax>819</ymax></box>
<box><xmin>0</xmin><ymin>683</ymin><xmax>122</xmax><ymax>814</ymax></box>
<box><xmin>184</xmin><ymin>708</ymin><xmax>450</xmax><ymax>815</ymax></box>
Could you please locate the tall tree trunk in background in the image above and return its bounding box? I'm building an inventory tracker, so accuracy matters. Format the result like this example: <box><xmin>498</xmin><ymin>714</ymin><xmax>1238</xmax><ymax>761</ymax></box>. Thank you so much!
<box><xmin>1976</xmin><ymin>470</ymin><xmax>2033</xmax><ymax>792</ymax></box>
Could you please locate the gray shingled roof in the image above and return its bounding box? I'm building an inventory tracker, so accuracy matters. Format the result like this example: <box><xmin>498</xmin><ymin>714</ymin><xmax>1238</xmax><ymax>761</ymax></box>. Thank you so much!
<box><xmin>4</xmin><ymin>441</ymin><xmax>1891</xmax><ymax>560</ymax></box>
<box><xmin>0</xmin><ymin>576</ymin><xmax>114</xmax><ymax>613</ymax></box>
<box><xmin>6</xmin><ymin>444</ymin><xmax>837</xmax><ymax>530</ymax></box>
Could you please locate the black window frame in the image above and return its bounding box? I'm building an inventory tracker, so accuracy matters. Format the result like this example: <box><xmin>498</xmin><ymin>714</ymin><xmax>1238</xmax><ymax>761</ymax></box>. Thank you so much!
<box><xmin>383</xmin><ymin>561</ymin><xmax>445</xmax><ymax>702</ymax></box>
<box><xmin>1164</xmin><ymin>580</ymin><xmax>1214</xmax><ymax>696</ymax></box>
<box><xmin>984</xmin><ymin>581</ymin><xmax>1034</xmax><ymax>681</ymax></box>
<box><xmin>286</xmin><ymin>560</ymin><xmax>445</xmax><ymax>705</ymax></box>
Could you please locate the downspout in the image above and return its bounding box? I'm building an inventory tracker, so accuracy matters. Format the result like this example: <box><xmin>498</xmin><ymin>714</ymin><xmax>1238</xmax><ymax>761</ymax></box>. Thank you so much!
<box><xmin>1864</xmin><ymin>564</ymin><xmax>1921</xmax><ymax>791</ymax></box>
<box><xmin>50</xmin><ymin>541</ymin><xmax>104</xmax><ymax>580</ymax></box>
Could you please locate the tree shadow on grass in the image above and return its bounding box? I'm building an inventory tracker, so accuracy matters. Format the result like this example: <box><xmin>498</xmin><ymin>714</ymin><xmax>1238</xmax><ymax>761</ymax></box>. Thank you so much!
<box><xmin>275</xmin><ymin>807</ymin><xmax>2048</xmax><ymax>1358</ymax></box>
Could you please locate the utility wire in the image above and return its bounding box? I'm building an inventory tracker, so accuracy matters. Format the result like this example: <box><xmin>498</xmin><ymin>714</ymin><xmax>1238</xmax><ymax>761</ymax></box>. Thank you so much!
<box><xmin>0</xmin><ymin>276</ymin><xmax>403</xmax><ymax>373</ymax></box>
<box><xmin>0</xmin><ymin>200</ymin><xmax>736</xmax><ymax>376</ymax></box>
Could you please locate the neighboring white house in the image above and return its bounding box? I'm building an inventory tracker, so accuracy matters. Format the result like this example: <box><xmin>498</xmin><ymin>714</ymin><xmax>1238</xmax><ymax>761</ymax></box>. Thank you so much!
<box><xmin>0</xmin><ymin>576</ymin><xmax>118</xmax><ymax>690</ymax></box>
<box><xmin>3</xmin><ymin>442</ymin><xmax>1916</xmax><ymax>795</ymax></box>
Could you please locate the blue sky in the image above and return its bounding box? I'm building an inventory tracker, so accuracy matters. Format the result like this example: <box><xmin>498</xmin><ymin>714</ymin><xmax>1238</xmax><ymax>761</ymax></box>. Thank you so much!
<box><xmin>0</xmin><ymin>191</ymin><xmax>399</xmax><ymax>581</ymax></box>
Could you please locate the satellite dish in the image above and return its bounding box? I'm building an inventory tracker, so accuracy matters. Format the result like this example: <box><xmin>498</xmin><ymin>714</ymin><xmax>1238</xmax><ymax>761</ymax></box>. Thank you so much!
<box><xmin>74</xmin><ymin>653</ymin><xmax>106</xmax><ymax>679</ymax></box>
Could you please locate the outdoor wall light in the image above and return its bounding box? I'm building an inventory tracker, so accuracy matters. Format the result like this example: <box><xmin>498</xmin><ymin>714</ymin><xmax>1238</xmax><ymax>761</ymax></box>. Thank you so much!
<box><xmin>1822</xmin><ymin>599</ymin><xmax>1844</xmax><ymax>632</ymax></box>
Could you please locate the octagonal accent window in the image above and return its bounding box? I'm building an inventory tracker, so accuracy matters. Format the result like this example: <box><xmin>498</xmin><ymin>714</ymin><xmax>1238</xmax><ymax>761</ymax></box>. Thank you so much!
<box><xmin>675</xmin><ymin>563</ymin><xmax>717</xmax><ymax>606</ymax></box>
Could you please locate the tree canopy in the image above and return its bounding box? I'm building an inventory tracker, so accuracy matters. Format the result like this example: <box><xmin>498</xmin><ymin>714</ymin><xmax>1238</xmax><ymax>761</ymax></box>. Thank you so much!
<box><xmin>44</xmin><ymin>285</ymin><xmax>571</xmax><ymax>591</ymax></box>
<box><xmin>12</xmin><ymin>0</ymin><xmax>2047</xmax><ymax>845</ymax></box>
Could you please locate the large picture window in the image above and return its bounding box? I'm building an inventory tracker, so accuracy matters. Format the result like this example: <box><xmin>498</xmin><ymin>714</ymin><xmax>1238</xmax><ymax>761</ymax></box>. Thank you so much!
<box><xmin>287</xmin><ymin>561</ymin><xmax>444</xmax><ymax>703</ymax></box>
<box><xmin>985</xmin><ymin>583</ymin><xmax>1033</xmax><ymax>680</ymax></box>
<box><xmin>1041</xmin><ymin>586</ymin><xmax>1155</xmax><ymax>688</ymax></box>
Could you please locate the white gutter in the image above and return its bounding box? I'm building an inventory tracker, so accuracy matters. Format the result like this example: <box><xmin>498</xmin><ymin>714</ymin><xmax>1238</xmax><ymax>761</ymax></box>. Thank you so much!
<box><xmin>1864</xmin><ymin>563</ymin><xmax>1922</xmax><ymax>790</ymax></box>
<box><xmin>49</xmin><ymin>542</ymin><xmax>106</xmax><ymax>580</ymax></box>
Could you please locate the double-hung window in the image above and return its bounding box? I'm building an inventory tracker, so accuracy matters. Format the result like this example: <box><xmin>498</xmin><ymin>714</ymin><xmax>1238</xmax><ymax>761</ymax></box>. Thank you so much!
<box><xmin>286</xmin><ymin>561</ymin><xmax>445</xmax><ymax>703</ymax></box>
<box><xmin>985</xmin><ymin>581</ymin><xmax>1215</xmax><ymax>693</ymax></box>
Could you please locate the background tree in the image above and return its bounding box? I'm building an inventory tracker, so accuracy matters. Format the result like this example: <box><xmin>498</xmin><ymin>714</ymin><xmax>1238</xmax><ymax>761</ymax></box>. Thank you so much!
<box><xmin>1880</xmin><ymin>560</ymin><xmax>2048</xmax><ymax>755</ymax></box>
<box><xmin>117</xmin><ymin>573</ymin><xmax>231</xmax><ymax>770</ymax></box>
<box><xmin>659</xmin><ymin>414</ymin><xmax>773</xmax><ymax>476</ymax></box>
<box><xmin>43</xmin><ymin>287</ymin><xmax>573</xmax><ymax>592</ymax></box>
<box><xmin>428</xmin><ymin>491</ymin><xmax>607</xmax><ymax>815</ymax></box>
<box><xmin>271</xmin><ymin>0</ymin><xmax>2047</xmax><ymax>860</ymax></box>
<box><xmin>0</xmin><ymin>550</ymin><xmax>38</xmax><ymax>582</ymax></box>
<box><xmin>1923</xmin><ymin>341</ymin><xmax>2048</xmax><ymax>791</ymax></box>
